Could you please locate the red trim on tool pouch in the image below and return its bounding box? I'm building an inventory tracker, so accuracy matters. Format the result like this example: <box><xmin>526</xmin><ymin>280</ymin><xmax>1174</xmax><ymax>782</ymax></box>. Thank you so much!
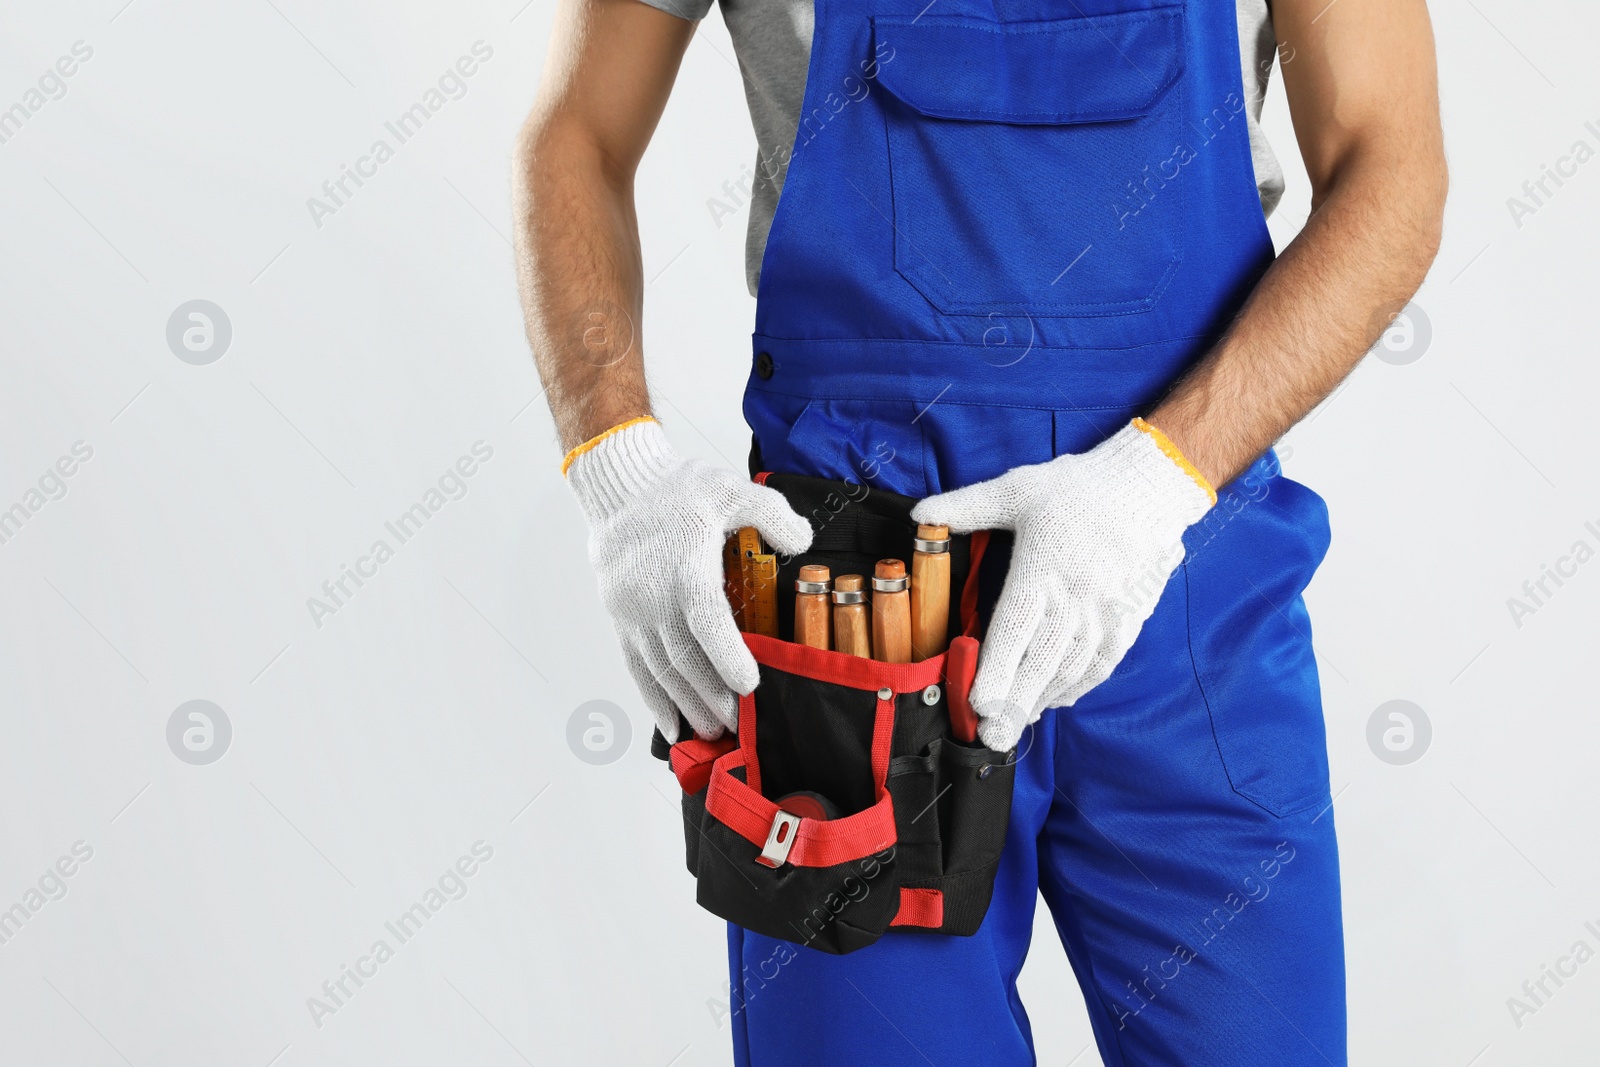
<box><xmin>670</xmin><ymin>736</ymin><xmax>738</xmax><ymax>794</ymax></box>
<box><xmin>890</xmin><ymin>887</ymin><xmax>944</xmax><ymax>928</ymax></box>
<box><xmin>944</xmin><ymin>636</ymin><xmax>980</xmax><ymax>744</ymax></box>
<box><xmin>753</xmin><ymin>471</ymin><xmax>772</xmax><ymax>486</ymax></box>
<box><xmin>744</xmin><ymin>632</ymin><xmax>946</xmax><ymax>692</ymax></box>
<box><xmin>737</xmin><ymin>691</ymin><xmax>761</xmax><ymax>796</ymax></box>
<box><xmin>869</xmin><ymin>691</ymin><xmax>895</xmax><ymax>793</ymax></box>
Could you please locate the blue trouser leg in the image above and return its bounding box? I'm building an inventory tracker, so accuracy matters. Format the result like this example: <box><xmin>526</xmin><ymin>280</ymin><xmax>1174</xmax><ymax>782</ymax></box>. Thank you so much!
<box><xmin>1031</xmin><ymin>560</ymin><xmax>1346</xmax><ymax>1066</ymax></box>
<box><xmin>729</xmin><ymin>694</ymin><xmax>1344</xmax><ymax>1066</ymax></box>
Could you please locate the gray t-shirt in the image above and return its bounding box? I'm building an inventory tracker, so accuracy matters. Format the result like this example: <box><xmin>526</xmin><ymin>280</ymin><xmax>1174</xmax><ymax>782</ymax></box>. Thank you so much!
<box><xmin>645</xmin><ymin>0</ymin><xmax>1285</xmax><ymax>296</ymax></box>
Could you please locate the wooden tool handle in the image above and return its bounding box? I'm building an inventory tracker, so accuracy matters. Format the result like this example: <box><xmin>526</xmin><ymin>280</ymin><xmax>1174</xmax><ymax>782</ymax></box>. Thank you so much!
<box><xmin>911</xmin><ymin>523</ymin><xmax>951</xmax><ymax>661</ymax></box>
<box><xmin>832</xmin><ymin>574</ymin><xmax>871</xmax><ymax>659</ymax></box>
<box><xmin>794</xmin><ymin>564</ymin><xmax>832</xmax><ymax>650</ymax></box>
<box><xmin>871</xmin><ymin>559</ymin><xmax>911</xmax><ymax>664</ymax></box>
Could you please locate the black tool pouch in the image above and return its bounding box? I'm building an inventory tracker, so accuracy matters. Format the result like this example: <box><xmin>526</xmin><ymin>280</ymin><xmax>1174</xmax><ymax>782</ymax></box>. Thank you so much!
<box><xmin>653</xmin><ymin>473</ymin><xmax>1017</xmax><ymax>955</ymax></box>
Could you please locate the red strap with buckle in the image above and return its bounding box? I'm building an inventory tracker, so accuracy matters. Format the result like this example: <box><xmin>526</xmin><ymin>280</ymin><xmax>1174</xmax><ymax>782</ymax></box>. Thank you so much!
<box><xmin>706</xmin><ymin>686</ymin><xmax>900</xmax><ymax>867</ymax></box>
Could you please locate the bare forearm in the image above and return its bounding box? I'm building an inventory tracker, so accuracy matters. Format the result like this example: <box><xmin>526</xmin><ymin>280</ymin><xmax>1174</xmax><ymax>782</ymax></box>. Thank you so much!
<box><xmin>1151</xmin><ymin>0</ymin><xmax>1446</xmax><ymax>488</ymax></box>
<box><xmin>1151</xmin><ymin>146</ymin><xmax>1445</xmax><ymax>487</ymax></box>
<box><xmin>512</xmin><ymin>0</ymin><xmax>692</xmax><ymax>452</ymax></box>
<box><xmin>513</xmin><ymin>123</ymin><xmax>652</xmax><ymax>452</ymax></box>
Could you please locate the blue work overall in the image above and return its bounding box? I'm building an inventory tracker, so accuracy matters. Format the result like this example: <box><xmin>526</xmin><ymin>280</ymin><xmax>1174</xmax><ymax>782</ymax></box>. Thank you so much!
<box><xmin>734</xmin><ymin>1</ymin><xmax>1346</xmax><ymax>1064</ymax></box>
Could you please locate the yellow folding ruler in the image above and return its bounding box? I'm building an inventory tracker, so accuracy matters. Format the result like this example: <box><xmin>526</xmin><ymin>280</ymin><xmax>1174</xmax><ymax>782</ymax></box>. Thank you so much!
<box><xmin>724</xmin><ymin>527</ymin><xmax>778</xmax><ymax>638</ymax></box>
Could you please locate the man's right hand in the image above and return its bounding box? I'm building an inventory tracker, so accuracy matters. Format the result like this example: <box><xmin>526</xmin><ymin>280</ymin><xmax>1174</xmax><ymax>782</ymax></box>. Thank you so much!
<box><xmin>519</xmin><ymin>3</ymin><xmax>812</xmax><ymax>741</ymax></box>
<box><xmin>566</xmin><ymin>418</ymin><xmax>813</xmax><ymax>742</ymax></box>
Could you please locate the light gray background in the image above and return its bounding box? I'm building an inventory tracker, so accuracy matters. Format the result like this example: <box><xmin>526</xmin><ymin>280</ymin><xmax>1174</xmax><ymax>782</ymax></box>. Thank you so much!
<box><xmin>2</xmin><ymin>1</ymin><xmax>1596</xmax><ymax>1064</ymax></box>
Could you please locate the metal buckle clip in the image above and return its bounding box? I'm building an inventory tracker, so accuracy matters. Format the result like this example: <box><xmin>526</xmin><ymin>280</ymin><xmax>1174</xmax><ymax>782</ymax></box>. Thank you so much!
<box><xmin>755</xmin><ymin>810</ymin><xmax>802</xmax><ymax>868</ymax></box>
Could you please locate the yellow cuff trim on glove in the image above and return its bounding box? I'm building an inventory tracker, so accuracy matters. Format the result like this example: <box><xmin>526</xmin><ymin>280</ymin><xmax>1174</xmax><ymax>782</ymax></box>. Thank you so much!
<box><xmin>1131</xmin><ymin>417</ymin><xmax>1217</xmax><ymax>506</ymax></box>
<box><xmin>561</xmin><ymin>416</ymin><xmax>658</xmax><ymax>477</ymax></box>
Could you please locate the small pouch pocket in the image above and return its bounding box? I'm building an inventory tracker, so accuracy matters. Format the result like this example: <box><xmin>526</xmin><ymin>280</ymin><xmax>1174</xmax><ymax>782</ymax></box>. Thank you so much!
<box><xmin>887</xmin><ymin>737</ymin><xmax>1019</xmax><ymax>935</ymax></box>
<box><xmin>660</xmin><ymin>474</ymin><xmax>1018</xmax><ymax>954</ymax></box>
<box><xmin>685</xmin><ymin>662</ymin><xmax>905</xmax><ymax>954</ymax></box>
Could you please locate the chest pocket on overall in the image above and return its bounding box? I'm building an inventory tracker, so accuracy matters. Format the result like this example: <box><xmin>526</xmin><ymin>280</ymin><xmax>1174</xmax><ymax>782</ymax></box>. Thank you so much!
<box><xmin>873</xmin><ymin>5</ymin><xmax>1186</xmax><ymax>317</ymax></box>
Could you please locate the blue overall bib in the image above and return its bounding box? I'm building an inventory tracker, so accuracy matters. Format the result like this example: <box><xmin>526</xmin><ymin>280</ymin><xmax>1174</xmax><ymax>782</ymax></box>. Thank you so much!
<box><xmin>733</xmin><ymin>1</ymin><xmax>1346</xmax><ymax>1063</ymax></box>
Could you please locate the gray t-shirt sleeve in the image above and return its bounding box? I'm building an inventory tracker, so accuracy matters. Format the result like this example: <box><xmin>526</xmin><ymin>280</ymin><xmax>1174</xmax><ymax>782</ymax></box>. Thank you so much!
<box><xmin>634</xmin><ymin>0</ymin><xmax>715</xmax><ymax>21</ymax></box>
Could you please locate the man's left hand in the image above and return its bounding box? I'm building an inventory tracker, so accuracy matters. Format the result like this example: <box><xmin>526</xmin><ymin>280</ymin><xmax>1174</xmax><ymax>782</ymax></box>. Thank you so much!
<box><xmin>911</xmin><ymin>419</ymin><xmax>1216</xmax><ymax>751</ymax></box>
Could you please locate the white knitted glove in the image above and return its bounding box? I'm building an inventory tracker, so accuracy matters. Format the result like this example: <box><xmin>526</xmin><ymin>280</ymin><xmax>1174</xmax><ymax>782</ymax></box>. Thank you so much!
<box><xmin>911</xmin><ymin>420</ymin><xmax>1215</xmax><ymax>751</ymax></box>
<box><xmin>566</xmin><ymin>418</ymin><xmax>813</xmax><ymax>742</ymax></box>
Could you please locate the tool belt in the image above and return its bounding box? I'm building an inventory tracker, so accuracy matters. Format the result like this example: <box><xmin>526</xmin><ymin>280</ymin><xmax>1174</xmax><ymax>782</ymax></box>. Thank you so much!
<box><xmin>650</xmin><ymin>474</ymin><xmax>1018</xmax><ymax>955</ymax></box>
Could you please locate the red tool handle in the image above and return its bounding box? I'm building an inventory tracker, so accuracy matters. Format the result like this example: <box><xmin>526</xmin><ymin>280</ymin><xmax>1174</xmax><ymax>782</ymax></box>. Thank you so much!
<box><xmin>945</xmin><ymin>636</ymin><xmax>980</xmax><ymax>743</ymax></box>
